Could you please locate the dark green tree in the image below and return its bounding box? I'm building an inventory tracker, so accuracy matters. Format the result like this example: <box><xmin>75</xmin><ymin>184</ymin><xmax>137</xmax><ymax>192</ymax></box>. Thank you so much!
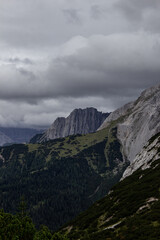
<box><xmin>18</xmin><ymin>196</ymin><xmax>27</xmax><ymax>219</ymax></box>
<box><xmin>51</xmin><ymin>233</ymin><xmax>69</xmax><ymax>240</ymax></box>
<box><xmin>33</xmin><ymin>225</ymin><xmax>52</xmax><ymax>240</ymax></box>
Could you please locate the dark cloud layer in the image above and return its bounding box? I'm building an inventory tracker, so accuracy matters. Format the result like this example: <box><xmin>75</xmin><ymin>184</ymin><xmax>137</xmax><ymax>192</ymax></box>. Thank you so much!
<box><xmin>116</xmin><ymin>0</ymin><xmax>160</xmax><ymax>31</ymax></box>
<box><xmin>0</xmin><ymin>33</ymin><xmax>159</xmax><ymax>100</ymax></box>
<box><xmin>0</xmin><ymin>0</ymin><xmax>160</xmax><ymax>127</ymax></box>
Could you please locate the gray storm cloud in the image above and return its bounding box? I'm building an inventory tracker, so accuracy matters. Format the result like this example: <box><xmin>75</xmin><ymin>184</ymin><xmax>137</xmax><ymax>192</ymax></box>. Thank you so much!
<box><xmin>115</xmin><ymin>0</ymin><xmax>160</xmax><ymax>31</ymax></box>
<box><xmin>0</xmin><ymin>33</ymin><xmax>159</xmax><ymax>101</ymax></box>
<box><xmin>0</xmin><ymin>0</ymin><xmax>160</xmax><ymax>127</ymax></box>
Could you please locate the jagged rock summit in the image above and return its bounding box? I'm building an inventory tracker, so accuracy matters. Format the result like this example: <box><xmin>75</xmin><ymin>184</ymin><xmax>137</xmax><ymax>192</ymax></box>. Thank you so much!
<box><xmin>98</xmin><ymin>84</ymin><xmax>160</xmax><ymax>162</ymax></box>
<box><xmin>39</xmin><ymin>107</ymin><xmax>109</xmax><ymax>142</ymax></box>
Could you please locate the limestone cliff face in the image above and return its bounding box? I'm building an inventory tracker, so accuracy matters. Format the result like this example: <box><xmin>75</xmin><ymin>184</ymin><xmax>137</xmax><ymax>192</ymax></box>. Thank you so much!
<box><xmin>98</xmin><ymin>84</ymin><xmax>160</xmax><ymax>162</ymax></box>
<box><xmin>98</xmin><ymin>101</ymin><xmax>134</xmax><ymax>130</ymax></box>
<box><xmin>121</xmin><ymin>133</ymin><xmax>160</xmax><ymax>180</ymax></box>
<box><xmin>39</xmin><ymin>108</ymin><xmax>109</xmax><ymax>142</ymax></box>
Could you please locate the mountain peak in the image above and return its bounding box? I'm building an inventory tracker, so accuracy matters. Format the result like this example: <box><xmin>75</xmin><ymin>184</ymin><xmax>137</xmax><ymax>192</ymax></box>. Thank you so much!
<box><xmin>38</xmin><ymin>107</ymin><xmax>110</xmax><ymax>142</ymax></box>
<box><xmin>140</xmin><ymin>84</ymin><xmax>160</xmax><ymax>100</ymax></box>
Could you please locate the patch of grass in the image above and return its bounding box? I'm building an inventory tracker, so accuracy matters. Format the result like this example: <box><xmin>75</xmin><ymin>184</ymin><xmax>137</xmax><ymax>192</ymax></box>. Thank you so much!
<box><xmin>27</xmin><ymin>144</ymin><xmax>40</xmax><ymax>152</ymax></box>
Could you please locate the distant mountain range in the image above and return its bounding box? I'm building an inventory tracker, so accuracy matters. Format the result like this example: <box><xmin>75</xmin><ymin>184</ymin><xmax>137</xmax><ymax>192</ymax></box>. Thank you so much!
<box><xmin>0</xmin><ymin>127</ymin><xmax>44</xmax><ymax>146</ymax></box>
<box><xmin>0</xmin><ymin>84</ymin><xmax>159</xmax><ymax>234</ymax></box>
<box><xmin>0</xmin><ymin>131</ymin><xmax>13</xmax><ymax>146</ymax></box>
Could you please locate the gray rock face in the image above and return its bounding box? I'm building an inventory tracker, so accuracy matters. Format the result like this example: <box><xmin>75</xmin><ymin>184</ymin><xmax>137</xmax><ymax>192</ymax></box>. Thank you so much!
<box><xmin>40</xmin><ymin>108</ymin><xmax>109</xmax><ymax>142</ymax></box>
<box><xmin>98</xmin><ymin>101</ymin><xmax>134</xmax><ymax>130</ymax></box>
<box><xmin>98</xmin><ymin>84</ymin><xmax>160</xmax><ymax>162</ymax></box>
<box><xmin>121</xmin><ymin>133</ymin><xmax>160</xmax><ymax>180</ymax></box>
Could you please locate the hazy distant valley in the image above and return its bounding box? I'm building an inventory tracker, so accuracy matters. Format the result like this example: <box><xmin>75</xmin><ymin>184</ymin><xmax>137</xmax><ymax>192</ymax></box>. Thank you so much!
<box><xmin>0</xmin><ymin>127</ymin><xmax>44</xmax><ymax>146</ymax></box>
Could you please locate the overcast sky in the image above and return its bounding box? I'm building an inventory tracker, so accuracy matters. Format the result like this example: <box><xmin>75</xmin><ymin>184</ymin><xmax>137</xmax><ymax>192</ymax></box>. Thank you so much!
<box><xmin>0</xmin><ymin>0</ymin><xmax>160</xmax><ymax>128</ymax></box>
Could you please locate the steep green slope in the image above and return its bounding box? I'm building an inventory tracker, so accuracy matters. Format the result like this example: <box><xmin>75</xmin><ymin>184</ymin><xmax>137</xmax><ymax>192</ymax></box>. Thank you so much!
<box><xmin>62</xmin><ymin>134</ymin><xmax>160</xmax><ymax>240</ymax></box>
<box><xmin>0</xmin><ymin>120</ymin><xmax>128</xmax><ymax>230</ymax></box>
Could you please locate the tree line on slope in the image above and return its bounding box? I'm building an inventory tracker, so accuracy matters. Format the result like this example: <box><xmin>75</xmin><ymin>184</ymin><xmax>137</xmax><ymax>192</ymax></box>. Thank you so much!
<box><xmin>0</xmin><ymin>207</ymin><xmax>69</xmax><ymax>240</ymax></box>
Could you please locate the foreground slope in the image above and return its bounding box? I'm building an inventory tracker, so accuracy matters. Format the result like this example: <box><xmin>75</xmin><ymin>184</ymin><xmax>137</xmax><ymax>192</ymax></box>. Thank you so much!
<box><xmin>62</xmin><ymin>133</ymin><xmax>160</xmax><ymax>240</ymax></box>
<box><xmin>0</xmin><ymin>121</ymin><xmax>127</xmax><ymax>230</ymax></box>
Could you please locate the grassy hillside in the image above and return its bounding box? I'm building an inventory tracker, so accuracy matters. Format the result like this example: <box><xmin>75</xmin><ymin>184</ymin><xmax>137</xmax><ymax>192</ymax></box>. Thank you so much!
<box><xmin>61</xmin><ymin>134</ymin><xmax>160</xmax><ymax>240</ymax></box>
<box><xmin>0</xmin><ymin>118</ymin><xmax>128</xmax><ymax>230</ymax></box>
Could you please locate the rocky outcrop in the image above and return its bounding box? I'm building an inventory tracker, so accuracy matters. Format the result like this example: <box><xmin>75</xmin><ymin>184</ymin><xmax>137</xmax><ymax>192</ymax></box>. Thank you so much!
<box><xmin>98</xmin><ymin>84</ymin><xmax>160</xmax><ymax>162</ymax></box>
<box><xmin>121</xmin><ymin>133</ymin><xmax>160</xmax><ymax>180</ymax></box>
<box><xmin>98</xmin><ymin>101</ymin><xmax>134</xmax><ymax>130</ymax></box>
<box><xmin>39</xmin><ymin>108</ymin><xmax>109</xmax><ymax>142</ymax></box>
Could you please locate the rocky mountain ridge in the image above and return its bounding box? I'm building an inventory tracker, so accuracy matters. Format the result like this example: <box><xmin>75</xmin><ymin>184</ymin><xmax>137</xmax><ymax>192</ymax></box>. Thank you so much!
<box><xmin>99</xmin><ymin>84</ymin><xmax>160</xmax><ymax>162</ymax></box>
<box><xmin>39</xmin><ymin>107</ymin><xmax>109</xmax><ymax>142</ymax></box>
